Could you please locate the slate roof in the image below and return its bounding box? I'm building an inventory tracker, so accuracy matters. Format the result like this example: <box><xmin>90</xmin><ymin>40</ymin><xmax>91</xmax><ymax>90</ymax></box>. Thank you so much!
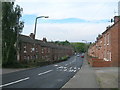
<box><xmin>19</xmin><ymin>34</ymin><xmax>72</xmax><ymax>50</ymax></box>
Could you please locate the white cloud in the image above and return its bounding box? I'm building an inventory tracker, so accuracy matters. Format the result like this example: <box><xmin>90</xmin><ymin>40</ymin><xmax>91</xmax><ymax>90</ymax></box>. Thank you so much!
<box><xmin>16</xmin><ymin>0</ymin><xmax>118</xmax><ymax>42</ymax></box>
<box><xmin>22</xmin><ymin>23</ymin><xmax>110</xmax><ymax>42</ymax></box>
<box><xmin>16</xmin><ymin>0</ymin><xmax>119</xmax><ymax>3</ymax></box>
<box><xmin>15</xmin><ymin>0</ymin><xmax>118</xmax><ymax>20</ymax></box>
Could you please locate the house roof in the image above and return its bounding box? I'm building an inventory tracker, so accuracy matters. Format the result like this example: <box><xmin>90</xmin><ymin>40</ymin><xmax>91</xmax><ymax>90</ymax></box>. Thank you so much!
<box><xmin>19</xmin><ymin>34</ymin><xmax>72</xmax><ymax>50</ymax></box>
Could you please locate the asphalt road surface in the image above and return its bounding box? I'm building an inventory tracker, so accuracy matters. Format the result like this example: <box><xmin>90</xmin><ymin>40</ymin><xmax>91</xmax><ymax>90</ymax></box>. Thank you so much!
<box><xmin>1</xmin><ymin>54</ymin><xmax>83</xmax><ymax>89</ymax></box>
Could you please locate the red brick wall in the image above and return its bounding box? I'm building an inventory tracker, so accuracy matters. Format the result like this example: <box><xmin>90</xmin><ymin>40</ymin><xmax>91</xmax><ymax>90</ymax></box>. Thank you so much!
<box><xmin>88</xmin><ymin>19</ymin><xmax>119</xmax><ymax>67</ymax></box>
<box><xmin>118</xmin><ymin>21</ymin><xmax>120</xmax><ymax>67</ymax></box>
<box><xmin>111</xmin><ymin>22</ymin><xmax>119</xmax><ymax>66</ymax></box>
<box><xmin>88</xmin><ymin>57</ymin><xmax>111</xmax><ymax>67</ymax></box>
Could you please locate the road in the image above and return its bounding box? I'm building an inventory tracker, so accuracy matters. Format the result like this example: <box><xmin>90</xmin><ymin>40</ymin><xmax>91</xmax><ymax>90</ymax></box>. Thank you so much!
<box><xmin>1</xmin><ymin>54</ymin><xmax>83</xmax><ymax>88</ymax></box>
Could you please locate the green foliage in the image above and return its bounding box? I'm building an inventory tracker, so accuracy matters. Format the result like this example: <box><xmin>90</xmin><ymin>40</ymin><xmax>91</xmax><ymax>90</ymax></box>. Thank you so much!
<box><xmin>54</xmin><ymin>40</ymin><xmax>70</xmax><ymax>46</ymax></box>
<box><xmin>71</xmin><ymin>43</ymin><xmax>86</xmax><ymax>53</ymax></box>
<box><xmin>2</xmin><ymin>2</ymin><xmax>24</xmax><ymax>67</ymax></box>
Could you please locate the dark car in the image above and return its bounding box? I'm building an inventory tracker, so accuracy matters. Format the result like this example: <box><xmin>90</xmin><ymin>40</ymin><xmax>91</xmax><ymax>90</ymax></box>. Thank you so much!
<box><xmin>81</xmin><ymin>53</ymin><xmax>84</xmax><ymax>58</ymax></box>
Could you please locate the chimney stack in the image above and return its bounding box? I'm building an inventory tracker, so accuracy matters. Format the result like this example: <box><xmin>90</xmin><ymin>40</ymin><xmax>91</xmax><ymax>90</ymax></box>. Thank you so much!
<box><xmin>114</xmin><ymin>16</ymin><xmax>120</xmax><ymax>23</ymax></box>
<box><xmin>43</xmin><ymin>37</ymin><xmax>47</xmax><ymax>42</ymax></box>
<box><xmin>29</xmin><ymin>33</ymin><xmax>35</xmax><ymax>39</ymax></box>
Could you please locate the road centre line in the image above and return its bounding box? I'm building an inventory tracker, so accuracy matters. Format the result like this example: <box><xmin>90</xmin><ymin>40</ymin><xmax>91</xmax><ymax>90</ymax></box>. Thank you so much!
<box><xmin>38</xmin><ymin>70</ymin><xmax>53</xmax><ymax>76</ymax></box>
<box><xmin>0</xmin><ymin>77</ymin><xmax>30</xmax><ymax>88</ymax></box>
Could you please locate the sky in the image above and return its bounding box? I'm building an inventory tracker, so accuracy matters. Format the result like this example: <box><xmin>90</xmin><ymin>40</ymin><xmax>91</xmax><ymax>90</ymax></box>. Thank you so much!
<box><xmin>15</xmin><ymin>0</ymin><xmax>119</xmax><ymax>42</ymax></box>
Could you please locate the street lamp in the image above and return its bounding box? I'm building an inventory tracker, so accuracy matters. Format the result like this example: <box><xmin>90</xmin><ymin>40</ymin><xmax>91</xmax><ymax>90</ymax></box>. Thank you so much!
<box><xmin>34</xmin><ymin>16</ymin><xmax>49</xmax><ymax>39</ymax></box>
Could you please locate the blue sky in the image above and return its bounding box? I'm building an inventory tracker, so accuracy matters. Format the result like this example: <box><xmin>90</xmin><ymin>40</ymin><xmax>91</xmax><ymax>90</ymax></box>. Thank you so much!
<box><xmin>22</xmin><ymin>14</ymin><xmax>110</xmax><ymax>24</ymax></box>
<box><xmin>16</xmin><ymin>0</ymin><xmax>119</xmax><ymax>42</ymax></box>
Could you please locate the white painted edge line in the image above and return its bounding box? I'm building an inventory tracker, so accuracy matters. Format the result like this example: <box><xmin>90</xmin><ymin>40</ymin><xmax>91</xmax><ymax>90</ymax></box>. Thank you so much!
<box><xmin>0</xmin><ymin>77</ymin><xmax>30</xmax><ymax>88</ymax></box>
<box><xmin>38</xmin><ymin>70</ymin><xmax>53</xmax><ymax>76</ymax></box>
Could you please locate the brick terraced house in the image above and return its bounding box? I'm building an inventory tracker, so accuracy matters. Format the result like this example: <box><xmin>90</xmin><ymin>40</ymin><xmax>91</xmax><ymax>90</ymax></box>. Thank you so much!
<box><xmin>18</xmin><ymin>33</ymin><xmax>74</xmax><ymax>62</ymax></box>
<box><xmin>88</xmin><ymin>16</ymin><xmax>120</xmax><ymax>67</ymax></box>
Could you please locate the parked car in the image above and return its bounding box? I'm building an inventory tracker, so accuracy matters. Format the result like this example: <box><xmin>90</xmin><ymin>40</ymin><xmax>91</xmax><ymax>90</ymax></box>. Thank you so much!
<box><xmin>81</xmin><ymin>53</ymin><xmax>84</xmax><ymax>58</ymax></box>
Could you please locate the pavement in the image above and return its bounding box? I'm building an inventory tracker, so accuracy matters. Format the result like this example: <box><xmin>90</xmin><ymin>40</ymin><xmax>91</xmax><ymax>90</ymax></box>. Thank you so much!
<box><xmin>62</xmin><ymin>54</ymin><xmax>119</xmax><ymax>89</ymax></box>
<box><xmin>62</xmin><ymin>54</ymin><xmax>100</xmax><ymax>88</ymax></box>
<box><xmin>93</xmin><ymin>67</ymin><xmax>119</xmax><ymax>88</ymax></box>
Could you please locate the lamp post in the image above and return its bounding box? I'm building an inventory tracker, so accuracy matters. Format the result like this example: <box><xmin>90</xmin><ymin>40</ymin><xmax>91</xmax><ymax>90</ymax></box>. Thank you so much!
<box><xmin>34</xmin><ymin>16</ymin><xmax>49</xmax><ymax>39</ymax></box>
<box><xmin>82</xmin><ymin>40</ymin><xmax>88</xmax><ymax>53</ymax></box>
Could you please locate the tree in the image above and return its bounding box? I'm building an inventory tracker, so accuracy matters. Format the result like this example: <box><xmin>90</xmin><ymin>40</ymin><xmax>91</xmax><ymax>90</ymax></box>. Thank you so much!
<box><xmin>2</xmin><ymin>2</ymin><xmax>24</xmax><ymax>66</ymax></box>
<box><xmin>54</xmin><ymin>40</ymin><xmax>70</xmax><ymax>46</ymax></box>
<box><xmin>71</xmin><ymin>43</ymin><xmax>86</xmax><ymax>53</ymax></box>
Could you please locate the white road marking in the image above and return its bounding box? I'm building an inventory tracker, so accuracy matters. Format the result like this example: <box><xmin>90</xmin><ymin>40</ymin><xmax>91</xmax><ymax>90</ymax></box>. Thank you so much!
<box><xmin>70</xmin><ymin>67</ymin><xmax>72</xmax><ymax>70</ymax></box>
<box><xmin>54</xmin><ymin>65</ymin><xmax>58</xmax><ymax>66</ymax></box>
<box><xmin>57</xmin><ymin>66</ymin><xmax>63</xmax><ymax>69</ymax></box>
<box><xmin>69</xmin><ymin>69</ymin><xmax>73</xmax><ymax>72</ymax></box>
<box><xmin>74</xmin><ymin>67</ymin><xmax>77</xmax><ymax>69</ymax></box>
<box><xmin>64</xmin><ymin>69</ymin><xmax>67</xmax><ymax>71</ymax></box>
<box><xmin>64</xmin><ymin>67</ymin><xmax>67</xmax><ymax>69</ymax></box>
<box><xmin>74</xmin><ymin>70</ymin><xmax>77</xmax><ymax>72</ymax></box>
<box><xmin>38</xmin><ymin>70</ymin><xmax>53</xmax><ymax>76</ymax></box>
<box><xmin>0</xmin><ymin>77</ymin><xmax>30</xmax><ymax>88</ymax></box>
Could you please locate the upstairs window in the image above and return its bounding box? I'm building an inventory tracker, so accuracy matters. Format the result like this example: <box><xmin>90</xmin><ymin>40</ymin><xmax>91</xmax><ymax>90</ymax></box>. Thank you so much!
<box><xmin>24</xmin><ymin>45</ymin><xmax>27</xmax><ymax>53</ymax></box>
<box><xmin>107</xmin><ymin>34</ymin><xmax>110</xmax><ymax>45</ymax></box>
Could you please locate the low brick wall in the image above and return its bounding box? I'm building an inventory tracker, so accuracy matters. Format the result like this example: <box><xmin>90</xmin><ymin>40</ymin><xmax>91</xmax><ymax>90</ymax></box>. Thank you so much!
<box><xmin>88</xmin><ymin>56</ymin><xmax>111</xmax><ymax>67</ymax></box>
<box><xmin>92</xmin><ymin>60</ymin><xmax>111</xmax><ymax>67</ymax></box>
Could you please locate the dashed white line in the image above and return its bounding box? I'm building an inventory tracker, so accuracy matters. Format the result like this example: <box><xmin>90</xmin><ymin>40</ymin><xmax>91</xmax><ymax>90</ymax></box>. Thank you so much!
<box><xmin>38</xmin><ymin>70</ymin><xmax>53</xmax><ymax>76</ymax></box>
<box><xmin>0</xmin><ymin>77</ymin><xmax>30</xmax><ymax>88</ymax></box>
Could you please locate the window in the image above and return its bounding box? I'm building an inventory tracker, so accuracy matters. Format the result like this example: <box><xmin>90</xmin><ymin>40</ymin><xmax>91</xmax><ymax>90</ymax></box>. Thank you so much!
<box><xmin>107</xmin><ymin>34</ymin><xmax>110</xmax><ymax>45</ymax></box>
<box><xmin>36</xmin><ymin>55</ymin><xmax>38</xmax><ymax>59</ymax></box>
<box><xmin>36</xmin><ymin>48</ymin><xmax>38</xmax><ymax>52</ymax></box>
<box><xmin>24</xmin><ymin>56</ymin><xmax>26</xmax><ymax>60</ymax></box>
<box><xmin>104</xmin><ymin>51</ymin><xmax>106</xmax><ymax>60</ymax></box>
<box><xmin>31</xmin><ymin>56</ymin><xmax>32</xmax><ymax>59</ymax></box>
<box><xmin>31</xmin><ymin>47</ymin><xmax>35</xmax><ymax>52</ymax></box>
<box><xmin>109</xmin><ymin>52</ymin><xmax>111</xmax><ymax>61</ymax></box>
<box><xmin>42</xmin><ymin>48</ymin><xmax>44</xmax><ymax>53</ymax></box>
<box><xmin>104</xmin><ymin>35</ymin><xmax>106</xmax><ymax>45</ymax></box>
<box><xmin>24</xmin><ymin>45</ymin><xmax>27</xmax><ymax>53</ymax></box>
<box><xmin>27</xmin><ymin>55</ymin><xmax>30</xmax><ymax>60</ymax></box>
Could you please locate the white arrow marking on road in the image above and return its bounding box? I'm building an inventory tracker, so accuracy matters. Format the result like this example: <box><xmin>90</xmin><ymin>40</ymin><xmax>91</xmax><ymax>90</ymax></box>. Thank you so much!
<box><xmin>0</xmin><ymin>77</ymin><xmax>30</xmax><ymax>88</ymax></box>
<box><xmin>38</xmin><ymin>70</ymin><xmax>53</xmax><ymax>76</ymax></box>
